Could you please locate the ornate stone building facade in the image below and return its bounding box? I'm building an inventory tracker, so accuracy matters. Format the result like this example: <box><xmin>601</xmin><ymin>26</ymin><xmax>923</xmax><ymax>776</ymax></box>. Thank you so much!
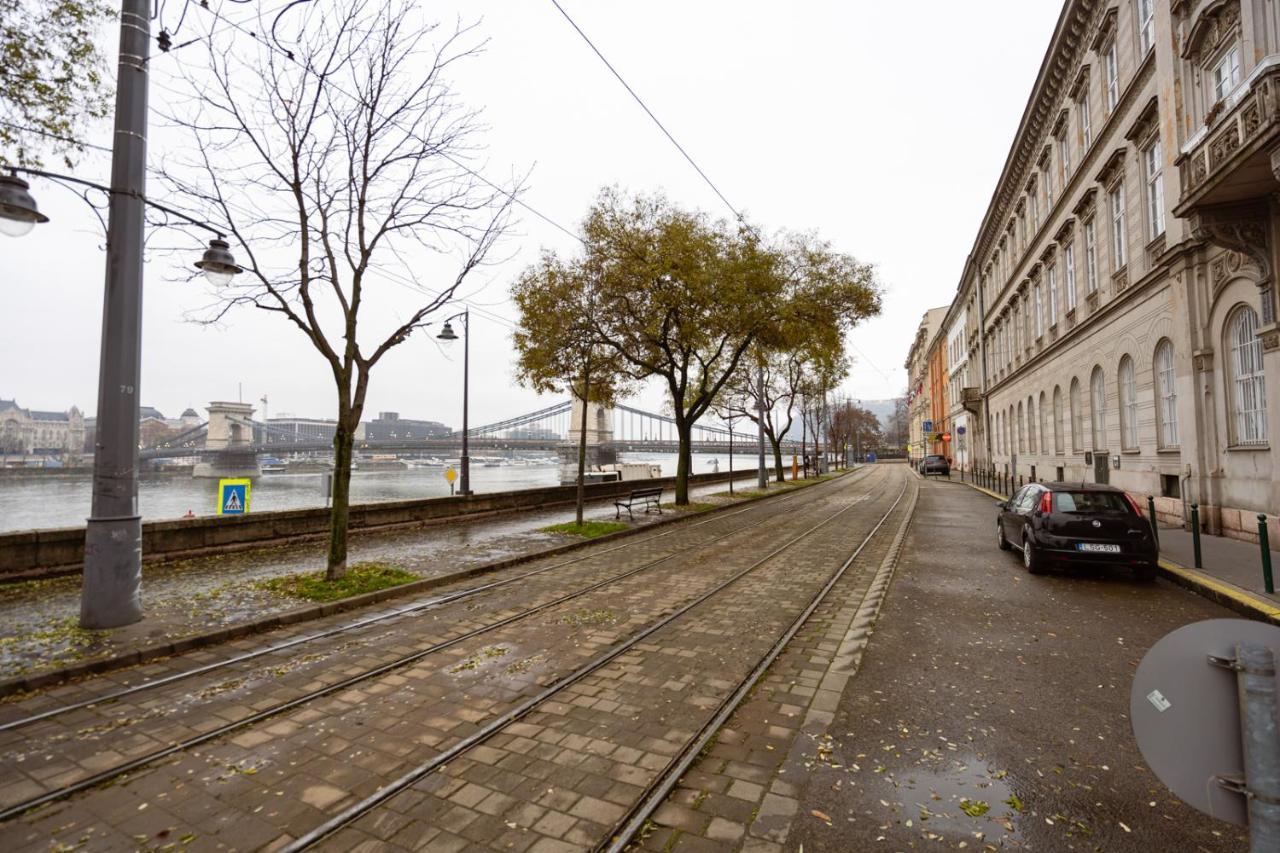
<box><xmin>904</xmin><ymin>307</ymin><xmax>947</xmax><ymax>464</ymax></box>
<box><xmin>941</xmin><ymin>0</ymin><xmax>1279</xmax><ymax>543</ymax></box>
<box><xmin>0</xmin><ymin>400</ymin><xmax>85</xmax><ymax>455</ymax></box>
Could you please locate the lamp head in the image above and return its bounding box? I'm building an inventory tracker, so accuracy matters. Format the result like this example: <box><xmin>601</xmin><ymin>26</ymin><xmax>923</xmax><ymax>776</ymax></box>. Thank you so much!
<box><xmin>0</xmin><ymin>173</ymin><xmax>49</xmax><ymax>238</ymax></box>
<box><xmin>194</xmin><ymin>237</ymin><xmax>243</xmax><ymax>286</ymax></box>
<box><xmin>436</xmin><ymin>321</ymin><xmax>459</xmax><ymax>342</ymax></box>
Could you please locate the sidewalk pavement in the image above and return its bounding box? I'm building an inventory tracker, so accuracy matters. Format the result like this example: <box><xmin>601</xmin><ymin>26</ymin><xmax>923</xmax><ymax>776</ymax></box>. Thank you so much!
<box><xmin>1155</xmin><ymin>523</ymin><xmax>1280</xmax><ymax>621</ymax></box>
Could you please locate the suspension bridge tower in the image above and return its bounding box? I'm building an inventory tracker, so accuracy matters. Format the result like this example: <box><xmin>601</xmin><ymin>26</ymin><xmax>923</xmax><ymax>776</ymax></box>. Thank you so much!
<box><xmin>192</xmin><ymin>401</ymin><xmax>261</xmax><ymax>479</ymax></box>
<box><xmin>559</xmin><ymin>397</ymin><xmax>617</xmax><ymax>483</ymax></box>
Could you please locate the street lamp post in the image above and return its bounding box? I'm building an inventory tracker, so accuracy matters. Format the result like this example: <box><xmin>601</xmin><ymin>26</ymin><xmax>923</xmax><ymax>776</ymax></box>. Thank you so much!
<box><xmin>81</xmin><ymin>0</ymin><xmax>152</xmax><ymax>629</ymax></box>
<box><xmin>1</xmin><ymin>0</ymin><xmax>242</xmax><ymax>630</ymax></box>
<box><xmin>436</xmin><ymin>308</ymin><xmax>471</xmax><ymax>496</ymax></box>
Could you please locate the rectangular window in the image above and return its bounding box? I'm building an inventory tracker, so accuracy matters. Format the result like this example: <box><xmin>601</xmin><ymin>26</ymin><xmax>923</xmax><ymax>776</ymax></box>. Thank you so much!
<box><xmin>1034</xmin><ymin>282</ymin><xmax>1044</xmax><ymax>338</ymax></box>
<box><xmin>1029</xmin><ymin>190</ymin><xmax>1039</xmax><ymax>233</ymax></box>
<box><xmin>1110</xmin><ymin>185</ymin><xmax>1127</xmax><ymax>268</ymax></box>
<box><xmin>1105</xmin><ymin>44</ymin><xmax>1119</xmax><ymax>112</ymax></box>
<box><xmin>1084</xmin><ymin>219</ymin><xmax>1099</xmax><ymax>292</ymax></box>
<box><xmin>1064</xmin><ymin>244</ymin><xmax>1077</xmax><ymax>311</ymax></box>
<box><xmin>1139</xmin><ymin>0</ymin><xmax>1154</xmax><ymax>54</ymax></box>
<box><xmin>1047</xmin><ymin>264</ymin><xmax>1059</xmax><ymax>327</ymax></box>
<box><xmin>1019</xmin><ymin>211</ymin><xmax>1027</xmax><ymax>248</ymax></box>
<box><xmin>1079</xmin><ymin>94</ymin><xmax>1092</xmax><ymax>149</ymax></box>
<box><xmin>1145</xmin><ymin>139</ymin><xmax>1165</xmax><ymax>239</ymax></box>
<box><xmin>1213</xmin><ymin>46</ymin><xmax>1242</xmax><ymax>103</ymax></box>
<box><xmin>1059</xmin><ymin>132</ymin><xmax>1071</xmax><ymax>183</ymax></box>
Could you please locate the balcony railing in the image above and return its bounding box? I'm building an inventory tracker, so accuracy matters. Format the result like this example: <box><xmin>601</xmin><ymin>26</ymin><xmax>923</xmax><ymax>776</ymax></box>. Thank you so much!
<box><xmin>1178</xmin><ymin>64</ymin><xmax>1280</xmax><ymax>204</ymax></box>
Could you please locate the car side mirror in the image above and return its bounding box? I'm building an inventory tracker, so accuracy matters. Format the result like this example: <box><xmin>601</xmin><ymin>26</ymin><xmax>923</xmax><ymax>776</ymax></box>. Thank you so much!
<box><xmin>996</xmin><ymin>501</ymin><xmax>1007</xmax><ymax>510</ymax></box>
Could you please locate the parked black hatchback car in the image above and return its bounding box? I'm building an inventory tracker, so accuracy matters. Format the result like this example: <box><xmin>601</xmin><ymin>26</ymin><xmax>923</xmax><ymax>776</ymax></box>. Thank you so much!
<box><xmin>996</xmin><ymin>481</ymin><xmax>1158</xmax><ymax>580</ymax></box>
<box><xmin>919</xmin><ymin>454</ymin><xmax>950</xmax><ymax>476</ymax></box>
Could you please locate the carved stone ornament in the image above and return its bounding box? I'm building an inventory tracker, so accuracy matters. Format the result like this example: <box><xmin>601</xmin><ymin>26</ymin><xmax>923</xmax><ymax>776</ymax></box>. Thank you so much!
<box><xmin>1124</xmin><ymin>97</ymin><xmax>1160</xmax><ymax>145</ymax></box>
<box><xmin>1091</xmin><ymin>6</ymin><xmax>1118</xmax><ymax>52</ymax></box>
<box><xmin>1181</xmin><ymin>0</ymin><xmax>1242</xmax><ymax>66</ymax></box>
<box><xmin>1193</xmin><ymin>348</ymin><xmax>1215</xmax><ymax>372</ymax></box>
<box><xmin>1069</xmin><ymin>64</ymin><xmax>1091</xmax><ymax>100</ymax></box>
<box><xmin>1095</xmin><ymin>148</ymin><xmax>1128</xmax><ymax>189</ymax></box>
<box><xmin>1188</xmin><ymin>202</ymin><xmax>1273</xmax><ymax>284</ymax></box>
<box><xmin>1261</xmin><ymin>327</ymin><xmax>1280</xmax><ymax>352</ymax></box>
<box><xmin>1054</xmin><ymin>218</ymin><xmax>1077</xmax><ymax>243</ymax></box>
<box><xmin>1073</xmin><ymin>187</ymin><xmax>1098</xmax><ymax>218</ymax></box>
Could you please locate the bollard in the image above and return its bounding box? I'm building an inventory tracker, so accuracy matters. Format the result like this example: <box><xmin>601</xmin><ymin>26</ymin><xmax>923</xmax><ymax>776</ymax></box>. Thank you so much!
<box><xmin>1191</xmin><ymin>504</ymin><xmax>1203</xmax><ymax>569</ymax></box>
<box><xmin>1259</xmin><ymin>515</ymin><xmax>1274</xmax><ymax>595</ymax></box>
<box><xmin>1147</xmin><ymin>495</ymin><xmax>1160</xmax><ymax>550</ymax></box>
<box><xmin>1234</xmin><ymin>643</ymin><xmax>1280</xmax><ymax>852</ymax></box>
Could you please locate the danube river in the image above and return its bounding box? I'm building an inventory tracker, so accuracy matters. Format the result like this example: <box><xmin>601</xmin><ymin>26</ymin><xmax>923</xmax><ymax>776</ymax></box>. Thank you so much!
<box><xmin>0</xmin><ymin>452</ymin><xmax>769</xmax><ymax>533</ymax></box>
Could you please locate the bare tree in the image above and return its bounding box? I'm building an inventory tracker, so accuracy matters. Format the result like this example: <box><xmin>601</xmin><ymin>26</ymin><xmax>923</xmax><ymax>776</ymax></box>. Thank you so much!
<box><xmin>161</xmin><ymin>1</ymin><xmax>516</xmax><ymax>579</ymax></box>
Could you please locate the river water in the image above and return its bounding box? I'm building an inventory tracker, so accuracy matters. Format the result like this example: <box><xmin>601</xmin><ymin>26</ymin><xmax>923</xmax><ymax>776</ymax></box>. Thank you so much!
<box><xmin>0</xmin><ymin>452</ymin><xmax>769</xmax><ymax>532</ymax></box>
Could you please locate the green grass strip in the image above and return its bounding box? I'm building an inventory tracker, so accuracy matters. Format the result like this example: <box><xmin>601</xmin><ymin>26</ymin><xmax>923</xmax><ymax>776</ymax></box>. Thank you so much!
<box><xmin>253</xmin><ymin>562</ymin><xmax>418</xmax><ymax>602</ymax></box>
<box><xmin>541</xmin><ymin>520</ymin><xmax>631</xmax><ymax>539</ymax></box>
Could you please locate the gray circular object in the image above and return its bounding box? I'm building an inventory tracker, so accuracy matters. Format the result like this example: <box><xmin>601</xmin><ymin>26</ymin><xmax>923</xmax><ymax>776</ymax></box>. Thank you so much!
<box><xmin>1130</xmin><ymin>618</ymin><xmax>1280</xmax><ymax>826</ymax></box>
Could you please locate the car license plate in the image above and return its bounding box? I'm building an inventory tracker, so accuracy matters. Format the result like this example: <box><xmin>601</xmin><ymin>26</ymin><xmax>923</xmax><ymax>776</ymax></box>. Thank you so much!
<box><xmin>1076</xmin><ymin>543</ymin><xmax>1121</xmax><ymax>553</ymax></box>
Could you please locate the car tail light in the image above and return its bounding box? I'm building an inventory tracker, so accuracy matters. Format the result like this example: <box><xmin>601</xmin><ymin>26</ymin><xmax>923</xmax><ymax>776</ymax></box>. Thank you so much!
<box><xmin>1039</xmin><ymin>491</ymin><xmax>1053</xmax><ymax>514</ymax></box>
<box><xmin>1123</xmin><ymin>493</ymin><xmax>1144</xmax><ymax>517</ymax></box>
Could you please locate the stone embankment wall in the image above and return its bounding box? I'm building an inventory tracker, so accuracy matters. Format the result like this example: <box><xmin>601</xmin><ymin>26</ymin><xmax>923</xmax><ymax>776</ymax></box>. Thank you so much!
<box><xmin>0</xmin><ymin>468</ymin><xmax>763</xmax><ymax>580</ymax></box>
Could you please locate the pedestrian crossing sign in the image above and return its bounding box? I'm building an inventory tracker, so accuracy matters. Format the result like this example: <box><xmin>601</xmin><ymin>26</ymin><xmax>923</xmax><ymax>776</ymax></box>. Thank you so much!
<box><xmin>217</xmin><ymin>478</ymin><xmax>251</xmax><ymax>515</ymax></box>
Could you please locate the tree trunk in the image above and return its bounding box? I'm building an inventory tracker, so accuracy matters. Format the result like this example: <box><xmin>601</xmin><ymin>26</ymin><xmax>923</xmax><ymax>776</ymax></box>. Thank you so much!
<box><xmin>575</xmin><ymin>366</ymin><xmax>590</xmax><ymax>527</ymax></box>
<box><xmin>771</xmin><ymin>438</ymin><xmax>785</xmax><ymax>483</ymax></box>
<box><xmin>674</xmin><ymin>420</ymin><xmax>693</xmax><ymax>505</ymax></box>
<box><xmin>326</xmin><ymin>415</ymin><xmax>355</xmax><ymax>581</ymax></box>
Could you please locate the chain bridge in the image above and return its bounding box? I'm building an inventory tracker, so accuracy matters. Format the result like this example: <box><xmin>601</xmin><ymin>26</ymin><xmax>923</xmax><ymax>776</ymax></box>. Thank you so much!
<box><xmin>141</xmin><ymin>400</ymin><xmax>803</xmax><ymax>472</ymax></box>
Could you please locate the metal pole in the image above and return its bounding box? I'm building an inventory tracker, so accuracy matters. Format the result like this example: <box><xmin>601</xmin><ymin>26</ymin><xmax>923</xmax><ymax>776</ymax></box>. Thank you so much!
<box><xmin>1147</xmin><ymin>495</ymin><xmax>1160</xmax><ymax>551</ymax></box>
<box><xmin>81</xmin><ymin>0</ymin><xmax>149</xmax><ymax>630</ymax></box>
<box><xmin>460</xmin><ymin>308</ymin><xmax>470</xmax><ymax>497</ymax></box>
<box><xmin>1191</xmin><ymin>504</ymin><xmax>1203</xmax><ymax>569</ymax></box>
<box><xmin>756</xmin><ymin>366</ymin><xmax>767</xmax><ymax>490</ymax></box>
<box><xmin>1259</xmin><ymin>515</ymin><xmax>1274</xmax><ymax>595</ymax></box>
<box><xmin>728</xmin><ymin>414</ymin><xmax>734</xmax><ymax>495</ymax></box>
<box><xmin>1235</xmin><ymin>643</ymin><xmax>1280</xmax><ymax>852</ymax></box>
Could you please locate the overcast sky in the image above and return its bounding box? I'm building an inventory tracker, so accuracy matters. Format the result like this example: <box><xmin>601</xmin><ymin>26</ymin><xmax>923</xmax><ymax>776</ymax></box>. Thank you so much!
<box><xmin>3</xmin><ymin>1</ymin><xmax>1061</xmax><ymax>428</ymax></box>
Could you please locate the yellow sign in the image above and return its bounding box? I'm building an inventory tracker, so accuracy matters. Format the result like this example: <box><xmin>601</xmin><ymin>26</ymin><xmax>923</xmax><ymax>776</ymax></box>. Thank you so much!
<box><xmin>444</xmin><ymin>466</ymin><xmax>457</xmax><ymax>484</ymax></box>
<box><xmin>216</xmin><ymin>478</ymin><xmax>251</xmax><ymax>515</ymax></box>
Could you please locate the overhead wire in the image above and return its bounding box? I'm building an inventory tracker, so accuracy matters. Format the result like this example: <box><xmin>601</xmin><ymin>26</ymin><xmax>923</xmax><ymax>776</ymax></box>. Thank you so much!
<box><xmin>547</xmin><ymin>0</ymin><xmax>746</xmax><ymax>225</ymax></box>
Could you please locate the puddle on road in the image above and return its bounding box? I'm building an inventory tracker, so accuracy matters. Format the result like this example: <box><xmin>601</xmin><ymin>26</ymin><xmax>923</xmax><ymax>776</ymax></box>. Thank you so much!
<box><xmin>894</xmin><ymin>754</ymin><xmax>1026</xmax><ymax>845</ymax></box>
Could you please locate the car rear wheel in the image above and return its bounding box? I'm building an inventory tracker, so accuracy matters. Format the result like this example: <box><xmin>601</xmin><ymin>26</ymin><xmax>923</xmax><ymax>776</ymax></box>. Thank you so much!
<box><xmin>1022</xmin><ymin>532</ymin><xmax>1047</xmax><ymax>574</ymax></box>
<box><xmin>997</xmin><ymin>520</ymin><xmax>1011</xmax><ymax>551</ymax></box>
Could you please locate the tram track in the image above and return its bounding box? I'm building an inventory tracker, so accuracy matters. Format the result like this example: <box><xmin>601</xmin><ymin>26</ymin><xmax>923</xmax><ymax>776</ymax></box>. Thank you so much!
<box><xmin>0</xmin><ymin>469</ymin><xmax>879</xmax><ymax>826</ymax></box>
<box><xmin>284</xmin><ymin>471</ymin><xmax>914</xmax><ymax>851</ymax></box>
<box><xmin>0</xmin><ymin>467</ymin><xmax>870</xmax><ymax>736</ymax></box>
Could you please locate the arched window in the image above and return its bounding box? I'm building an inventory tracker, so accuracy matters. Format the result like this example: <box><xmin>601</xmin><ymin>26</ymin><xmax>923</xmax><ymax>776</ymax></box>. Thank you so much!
<box><xmin>1038</xmin><ymin>392</ymin><xmax>1048</xmax><ymax>456</ymax></box>
<box><xmin>1119</xmin><ymin>355</ymin><xmax>1138</xmax><ymax>450</ymax></box>
<box><xmin>1091</xmin><ymin>367</ymin><xmax>1107</xmax><ymax>450</ymax></box>
<box><xmin>1229</xmin><ymin>306</ymin><xmax>1268</xmax><ymax>444</ymax></box>
<box><xmin>1154</xmin><ymin>339</ymin><xmax>1178</xmax><ymax>447</ymax></box>
<box><xmin>1027</xmin><ymin>396</ymin><xmax>1037</xmax><ymax>453</ymax></box>
<box><xmin>1053</xmin><ymin>386</ymin><xmax>1064</xmax><ymax>454</ymax></box>
<box><xmin>1070</xmin><ymin>378</ymin><xmax>1082</xmax><ymax>452</ymax></box>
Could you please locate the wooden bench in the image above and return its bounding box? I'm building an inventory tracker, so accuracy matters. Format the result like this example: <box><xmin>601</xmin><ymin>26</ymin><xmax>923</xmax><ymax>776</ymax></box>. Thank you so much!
<box><xmin>615</xmin><ymin>487</ymin><xmax>663</xmax><ymax>520</ymax></box>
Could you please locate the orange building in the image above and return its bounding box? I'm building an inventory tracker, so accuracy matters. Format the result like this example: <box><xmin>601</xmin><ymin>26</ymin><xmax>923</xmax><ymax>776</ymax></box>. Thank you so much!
<box><xmin>927</xmin><ymin>337</ymin><xmax>949</xmax><ymax>458</ymax></box>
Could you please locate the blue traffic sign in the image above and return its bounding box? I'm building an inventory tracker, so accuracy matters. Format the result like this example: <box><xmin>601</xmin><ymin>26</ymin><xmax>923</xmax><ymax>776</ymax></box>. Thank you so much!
<box><xmin>922</xmin><ymin>420</ymin><xmax>934</xmax><ymax>433</ymax></box>
<box><xmin>217</xmin><ymin>478</ymin><xmax>251</xmax><ymax>515</ymax></box>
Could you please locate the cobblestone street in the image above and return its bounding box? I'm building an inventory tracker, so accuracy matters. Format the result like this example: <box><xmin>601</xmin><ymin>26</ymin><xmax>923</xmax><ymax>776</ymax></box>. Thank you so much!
<box><xmin>0</xmin><ymin>466</ymin><xmax>1262</xmax><ymax>851</ymax></box>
